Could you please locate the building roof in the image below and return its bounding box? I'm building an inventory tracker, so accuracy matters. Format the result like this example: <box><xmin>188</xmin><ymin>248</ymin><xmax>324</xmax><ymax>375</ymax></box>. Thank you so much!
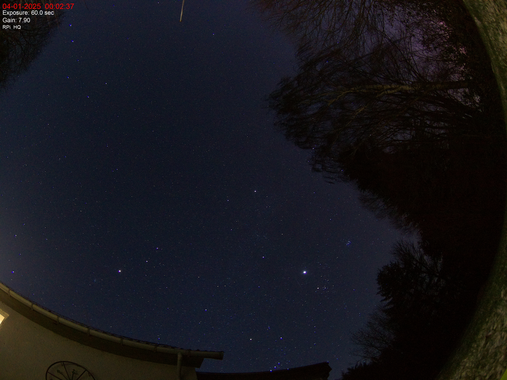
<box><xmin>196</xmin><ymin>362</ymin><xmax>332</xmax><ymax>380</ymax></box>
<box><xmin>0</xmin><ymin>281</ymin><xmax>223</xmax><ymax>367</ymax></box>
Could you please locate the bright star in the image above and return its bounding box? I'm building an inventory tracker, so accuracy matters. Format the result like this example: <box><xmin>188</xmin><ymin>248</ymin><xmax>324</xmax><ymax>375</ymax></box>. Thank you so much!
<box><xmin>302</xmin><ymin>270</ymin><xmax>307</xmax><ymax>274</ymax></box>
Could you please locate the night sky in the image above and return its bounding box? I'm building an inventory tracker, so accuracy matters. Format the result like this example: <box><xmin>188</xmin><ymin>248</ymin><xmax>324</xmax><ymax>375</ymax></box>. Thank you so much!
<box><xmin>0</xmin><ymin>0</ymin><xmax>404</xmax><ymax>377</ymax></box>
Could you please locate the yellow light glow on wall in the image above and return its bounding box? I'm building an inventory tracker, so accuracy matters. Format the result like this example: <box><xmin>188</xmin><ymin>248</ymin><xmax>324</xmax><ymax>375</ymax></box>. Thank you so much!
<box><xmin>0</xmin><ymin>309</ymin><xmax>8</xmax><ymax>324</ymax></box>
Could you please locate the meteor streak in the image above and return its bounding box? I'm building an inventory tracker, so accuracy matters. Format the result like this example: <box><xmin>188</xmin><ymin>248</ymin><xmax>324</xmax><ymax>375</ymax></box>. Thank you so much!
<box><xmin>180</xmin><ymin>0</ymin><xmax>185</xmax><ymax>22</ymax></box>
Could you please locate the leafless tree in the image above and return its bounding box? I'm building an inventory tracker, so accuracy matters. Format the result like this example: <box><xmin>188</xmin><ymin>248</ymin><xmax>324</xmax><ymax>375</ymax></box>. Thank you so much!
<box><xmin>0</xmin><ymin>0</ymin><xmax>63</xmax><ymax>89</ymax></box>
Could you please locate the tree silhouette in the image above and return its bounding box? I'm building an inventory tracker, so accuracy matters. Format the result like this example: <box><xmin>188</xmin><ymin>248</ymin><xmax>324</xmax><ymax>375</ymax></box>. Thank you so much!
<box><xmin>257</xmin><ymin>0</ymin><xmax>507</xmax><ymax>379</ymax></box>
<box><xmin>270</xmin><ymin>28</ymin><xmax>493</xmax><ymax>180</ymax></box>
<box><xmin>348</xmin><ymin>240</ymin><xmax>475</xmax><ymax>380</ymax></box>
<box><xmin>253</xmin><ymin>0</ymin><xmax>387</xmax><ymax>55</ymax></box>
<box><xmin>264</xmin><ymin>0</ymin><xmax>502</xmax><ymax>187</ymax></box>
<box><xmin>350</xmin><ymin>306</ymin><xmax>394</xmax><ymax>362</ymax></box>
<box><xmin>0</xmin><ymin>0</ymin><xmax>63</xmax><ymax>89</ymax></box>
<box><xmin>377</xmin><ymin>242</ymin><xmax>456</xmax><ymax>316</ymax></box>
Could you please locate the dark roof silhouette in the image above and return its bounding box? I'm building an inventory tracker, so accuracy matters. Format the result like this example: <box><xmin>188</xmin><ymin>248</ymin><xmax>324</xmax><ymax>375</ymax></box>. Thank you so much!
<box><xmin>197</xmin><ymin>362</ymin><xmax>332</xmax><ymax>380</ymax></box>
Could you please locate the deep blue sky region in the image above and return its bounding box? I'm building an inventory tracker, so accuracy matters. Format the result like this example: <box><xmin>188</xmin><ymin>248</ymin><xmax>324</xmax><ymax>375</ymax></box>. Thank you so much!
<box><xmin>0</xmin><ymin>0</ymin><xmax>404</xmax><ymax>377</ymax></box>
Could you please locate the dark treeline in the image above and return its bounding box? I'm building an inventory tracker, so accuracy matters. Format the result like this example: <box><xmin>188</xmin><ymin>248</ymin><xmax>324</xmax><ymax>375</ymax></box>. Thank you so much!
<box><xmin>255</xmin><ymin>0</ymin><xmax>507</xmax><ymax>379</ymax></box>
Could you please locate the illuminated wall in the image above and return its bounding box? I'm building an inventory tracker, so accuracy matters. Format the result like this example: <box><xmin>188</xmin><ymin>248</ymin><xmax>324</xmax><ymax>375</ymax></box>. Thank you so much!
<box><xmin>0</xmin><ymin>283</ymin><xmax>222</xmax><ymax>380</ymax></box>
